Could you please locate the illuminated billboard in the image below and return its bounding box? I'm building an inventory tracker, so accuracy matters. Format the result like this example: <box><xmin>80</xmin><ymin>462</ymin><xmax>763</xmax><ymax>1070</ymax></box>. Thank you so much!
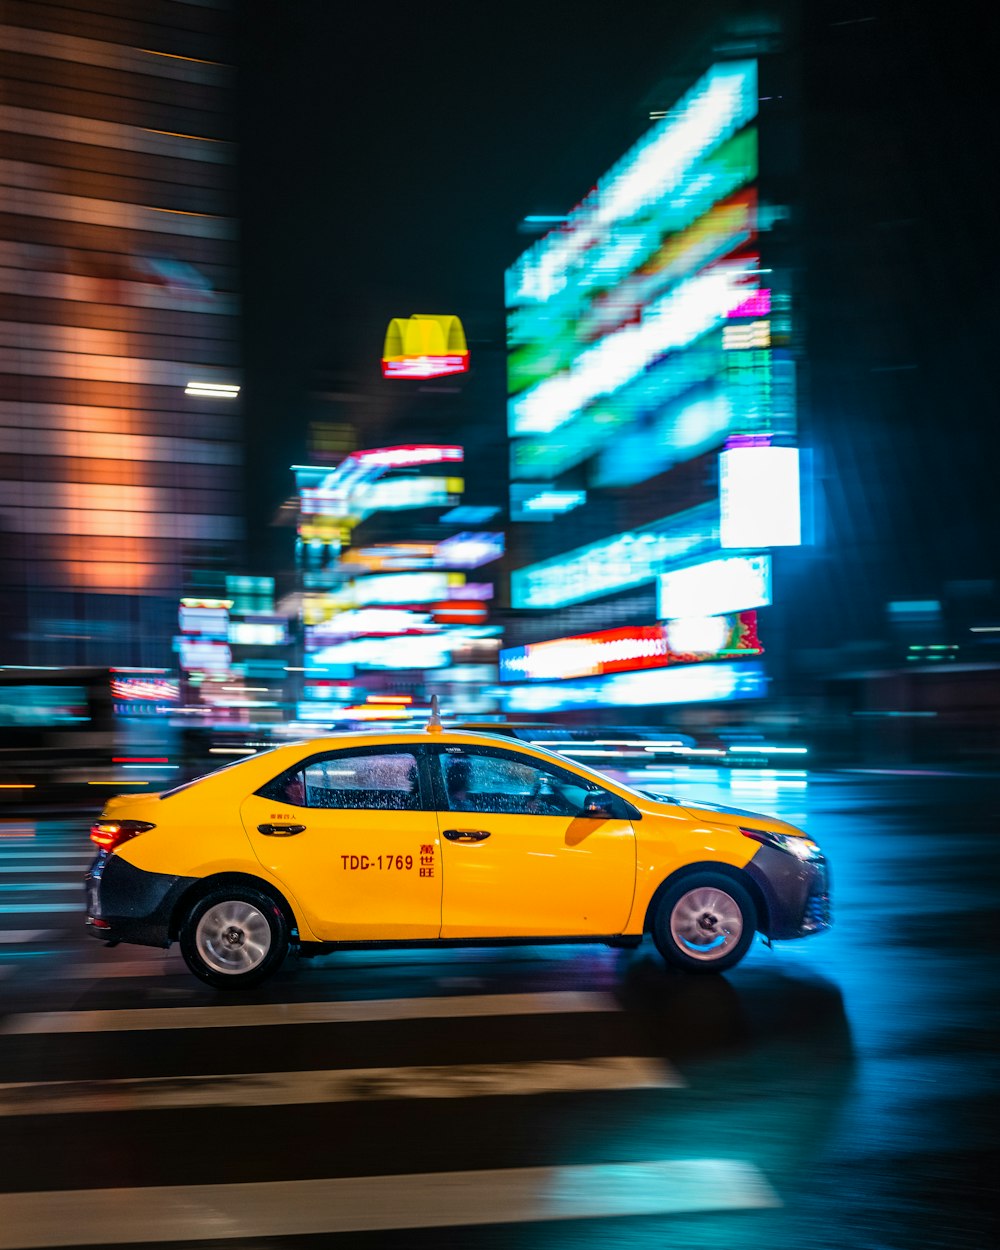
<box><xmin>511</xmin><ymin>503</ymin><xmax>717</xmax><ymax>610</ymax></box>
<box><xmin>505</xmin><ymin>60</ymin><xmax>793</xmax><ymax>505</ymax></box>
<box><xmin>657</xmin><ymin>554</ymin><xmax>771</xmax><ymax>619</ymax></box>
<box><xmin>352</xmin><ymin>572</ymin><xmax>459</xmax><ymax>606</ymax></box>
<box><xmin>719</xmin><ymin>444</ymin><xmax>801</xmax><ymax>548</ymax></box>
<box><xmin>382</xmin><ymin>315</ymin><xmax>469</xmax><ymax>379</ymax></box>
<box><xmin>505</xmin><ymin>57</ymin><xmax>801</xmax><ymax>640</ymax></box>
<box><xmin>499</xmin><ymin>613</ymin><xmax>761</xmax><ymax>682</ymax></box>
<box><xmin>498</xmin><ymin>660</ymin><xmax>766</xmax><ymax>712</ymax></box>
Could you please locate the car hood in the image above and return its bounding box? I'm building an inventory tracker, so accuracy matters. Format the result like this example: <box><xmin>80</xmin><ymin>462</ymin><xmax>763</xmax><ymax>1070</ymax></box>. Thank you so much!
<box><xmin>678</xmin><ymin>798</ymin><xmax>807</xmax><ymax>838</ymax></box>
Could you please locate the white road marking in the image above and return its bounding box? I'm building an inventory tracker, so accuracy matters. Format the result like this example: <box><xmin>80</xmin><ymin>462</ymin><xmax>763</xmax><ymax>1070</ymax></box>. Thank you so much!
<box><xmin>0</xmin><ymin>1159</ymin><xmax>779</xmax><ymax>1245</ymax></box>
<box><xmin>0</xmin><ymin>990</ymin><xmax>620</xmax><ymax>1035</ymax></box>
<box><xmin>0</xmin><ymin>930</ymin><xmax>58</xmax><ymax>944</ymax></box>
<box><xmin>0</xmin><ymin>904</ymin><xmax>81</xmax><ymax>916</ymax></box>
<box><xmin>0</xmin><ymin>849</ymin><xmax>92</xmax><ymax>856</ymax></box>
<box><xmin>0</xmin><ymin>1057</ymin><xmax>680</xmax><ymax>1116</ymax></box>
<box><xmin>0</xmin><ymin>883</ymin><xmax>80</xmax><ymax>892</ymax></box>
<box><xmin>55</xmin><ymin>958</ymin><xmax>185</xmax><ymax>979</ymax></box>
<box><xmin>0</xmin><ymin>866</ymin><xmax>90</xmax><ymax>874</ymax></box>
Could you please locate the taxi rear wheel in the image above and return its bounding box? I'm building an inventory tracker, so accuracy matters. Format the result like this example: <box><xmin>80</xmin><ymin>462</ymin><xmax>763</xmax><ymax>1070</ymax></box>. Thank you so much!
<box><xmin>652</xmin><ymin>873</ymin><xmax>756</xmax><ymax>974</ymax></box>
<box><xmin>179</xmin><ymin>885</ymin><xmax>289</xmax><ymax>990</ymax></box>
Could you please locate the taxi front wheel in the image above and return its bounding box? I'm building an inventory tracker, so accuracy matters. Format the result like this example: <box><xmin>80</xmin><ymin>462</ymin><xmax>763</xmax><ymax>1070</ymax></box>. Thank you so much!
<box><xmin>652</xmin><ymin>873</ymin><xmax>757</xmax><ymax>974</ymax></box>
<box><xmin>179</xmin><ymin>885</ymin><xmax>289</xmax><ymax>990</ymax></box>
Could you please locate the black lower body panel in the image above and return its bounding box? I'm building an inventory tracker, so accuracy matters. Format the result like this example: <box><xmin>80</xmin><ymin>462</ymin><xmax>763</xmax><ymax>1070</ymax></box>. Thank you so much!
<box><xmin>745</xmin><ymin>844</ymin><xmax>831</xmax><ymax>939</ymax></box>
<box><xmin>85</xmin><ymin>853</ymin><xmax>198</xmax><ymax>948</ymax></box>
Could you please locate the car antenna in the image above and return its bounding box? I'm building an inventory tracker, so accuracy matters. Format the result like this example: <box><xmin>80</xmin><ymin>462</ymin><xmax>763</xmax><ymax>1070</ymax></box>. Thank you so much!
<box><xmin>426</xmin><ymin>694</ymin><xmax>444</xmax><ymax>735</ymax></box>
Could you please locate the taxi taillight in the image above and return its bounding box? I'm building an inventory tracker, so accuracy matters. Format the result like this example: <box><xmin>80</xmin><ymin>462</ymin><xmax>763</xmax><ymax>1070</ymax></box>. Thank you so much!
<box><xmin>90</xmin><ymin>820</ymin><xmax>155</xmax><ymax>851</ymax></box>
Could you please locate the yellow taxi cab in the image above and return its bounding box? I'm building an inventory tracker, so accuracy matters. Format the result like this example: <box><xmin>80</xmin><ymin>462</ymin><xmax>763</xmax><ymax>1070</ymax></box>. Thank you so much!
<box><xmin>84</xmin><ymin>721</ymin><xmax>830</xmax><ymax>989</ymax></box>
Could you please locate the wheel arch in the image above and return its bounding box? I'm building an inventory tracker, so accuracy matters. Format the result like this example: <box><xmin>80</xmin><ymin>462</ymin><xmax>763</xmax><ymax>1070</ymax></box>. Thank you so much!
<box><xmin>169</xmin><ymin>872</ymin><xmax>300</xmax><ymax>942</ymax></box>
<box><xmin>642</xmin><ymin>860</ymin><xmax>769</xmax><ymax>935</ymax></box>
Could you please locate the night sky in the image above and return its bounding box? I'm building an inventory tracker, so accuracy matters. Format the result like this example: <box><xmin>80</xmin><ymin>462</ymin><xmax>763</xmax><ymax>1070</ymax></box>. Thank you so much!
<box><xmin>235</xmin><ymin>0</ymin><xmax>711</xmax><ymax>556</ymax></box>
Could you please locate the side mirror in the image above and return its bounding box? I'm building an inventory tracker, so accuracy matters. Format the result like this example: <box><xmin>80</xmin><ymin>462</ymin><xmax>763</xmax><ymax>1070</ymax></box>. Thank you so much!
<box><xmin>582</xmin><ymin>794</ymin><xmax>614</xmax><ymax>819</ymax></box>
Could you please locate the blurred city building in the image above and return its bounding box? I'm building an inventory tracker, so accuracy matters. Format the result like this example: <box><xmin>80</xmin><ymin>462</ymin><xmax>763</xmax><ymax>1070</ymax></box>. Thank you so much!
<box><xmin>282</xmin><ymin>433</ymin><xmax>504</xmax><ymax>728</ymax></box>
<box><xmin>501</xmin><ymin>48</ymin><xmax>793</xmax><ymax>728</ymax></box>
<box><xmin>497</xmin><ymin>4</ymin><xmax>1000</xmax><ymax>764</ymax></box>
<box><xmin>0</xmin><ymin>0</ymin><xmax>242</xmax><ymax>668</ymax></box>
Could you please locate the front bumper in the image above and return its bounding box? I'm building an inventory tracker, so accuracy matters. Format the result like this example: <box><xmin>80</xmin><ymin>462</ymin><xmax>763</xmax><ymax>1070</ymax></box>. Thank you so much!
<box><xmin>745</xmin><ymin>843</ymin><xmax>832</xmax><ymax>940</ymax></box>
<box><xmin>85</xmin><ymin>852</ymin><xmax>197</xmax><ymax>949</ymax></box>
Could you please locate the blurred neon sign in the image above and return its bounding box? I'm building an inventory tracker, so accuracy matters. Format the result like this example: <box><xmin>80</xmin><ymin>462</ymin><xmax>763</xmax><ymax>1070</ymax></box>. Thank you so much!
<box><xmin>499</xmin><ymin>659</ymin><xmax>766</xmax><ymax>711</ymax></box>
<box><xmin>720</xmin><ymin>445</ymin><xmax>801</xmax><ymax>548</ymax></box>
<box><xmin>434</xmin><ymin>532</ymin><xmax>504</xmax><ymax>569</ymax></box>
<box><xmin>352</xmin><ymin>572</ymin><xmax>458</xmax><ymax>606</ymax></box>
<box><xmin>657</xmin><ymin>554</ymin><xmax>771</xmax><ymax>619</ymax></box>
<box><xmin>509</xmin><ymin>486</ymin><xmax>586</xmax><ymax>520</ymax></box>
<box><xmin>306</xmin><ymin>608</ymin><xmax>433</xmax><ymax>639</ymax></box>
<box><xmin>357</xmin><ymin>445</ymin><xmax>463</xmax><ymax>468</ymax></box>
<box><xmin>382</xmin><ymin>315</ymin><xmax>469</xmax><ymax>379</ymax></box>
<box><xmin>310</xmin><ymin>635</ymin><xmax>452</xmax><ymax>671</ymax></box>
<box><xmin>359</xmin><ymin>477</ymin><xmax>464</xmax><ymax>511</ymax></box>
<box><xmin>110</xmin><ymin>676</ymin><xmax>180</xmax><ymax>703</ymax></box>
<box><xmin>500</xmin><ymin>613</ymin><xmax>760</xmax><ymax>682</ymax></box>
<box><xmin>511</xmin><ymin>504</ymin><xmax>717</xmax><ymax>609</ymax></box>
<box><xmin>228</xmin><ymin>621</ymin><xmax>287</xmax><ymax>646</ymax></box>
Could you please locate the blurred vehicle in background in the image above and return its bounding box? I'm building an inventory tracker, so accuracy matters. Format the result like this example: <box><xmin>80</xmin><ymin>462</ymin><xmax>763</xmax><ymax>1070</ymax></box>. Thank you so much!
<box><xmin>0</xmin><ymin>667</ymin><xmax>179</xmax><ymax>807</ymax></box>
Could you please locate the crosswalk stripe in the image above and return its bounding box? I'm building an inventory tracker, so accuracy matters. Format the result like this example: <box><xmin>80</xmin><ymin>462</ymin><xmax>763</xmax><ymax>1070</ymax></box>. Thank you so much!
<box><xmin>0</xmin><ymin>883</ymin><xmax>80</xmax><ymax>892</ymax></box>
<box><xmin>0</xmin><ymin>1159</ymin><xmax>780</xmax><ymax>1245</ymax></box>
<box><xmin>0</xmin><ymin>903</ymin><xmax>81</xmax><ymax>915</ymax></box>
<box><xmin>0</xmin><ymin>866</ymin><xmax>88</xmax><ymax>874</ymax></box>
<box><xmin>0</xmin><ymin>930</ymin><xmax>58</xmax><ymax>944</ymax></box>
<box><xmin>0</xmin><ymin>990</ymin><xmax>620</xmax><ymax>1035</ymax></box>
<box><xmin>0</xmin><ymin>1057</ymin><xmax>681</xmax><ymax>1116</ymax></box>
<box><xmin>49</xmin><ymin>957</ymin><xmax>186</xmax><ymax>979</ymax></box>
<box><xmin>0</xmin><ymin>855</ymin><xmax>92</xmax><ymax>862</ymax></box>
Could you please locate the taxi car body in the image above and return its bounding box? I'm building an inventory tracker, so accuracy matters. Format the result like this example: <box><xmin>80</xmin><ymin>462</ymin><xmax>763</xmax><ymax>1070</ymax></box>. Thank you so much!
<box><xmin>85</xmin><ymin>727</ymin><xmax>830</xmax><ymax>988</ymax></box>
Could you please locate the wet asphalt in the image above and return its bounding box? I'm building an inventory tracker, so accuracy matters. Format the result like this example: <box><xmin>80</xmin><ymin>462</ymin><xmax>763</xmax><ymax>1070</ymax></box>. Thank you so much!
<box><xmin>0</xmin><ymin>769</ymin><xmax>996</xmax><ymax>1249</ymax></box>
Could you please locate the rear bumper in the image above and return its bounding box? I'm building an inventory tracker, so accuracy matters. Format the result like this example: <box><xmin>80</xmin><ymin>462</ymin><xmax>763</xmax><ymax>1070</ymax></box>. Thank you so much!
<box><xmin>745</xmin><ymin>844</ymin><xmax>832</xmax><ymax>940</ymax></box>
<box><xmin>85</xmin><ymin>853</ymin><xmax>197</xmax><ymax>949</ymax></box>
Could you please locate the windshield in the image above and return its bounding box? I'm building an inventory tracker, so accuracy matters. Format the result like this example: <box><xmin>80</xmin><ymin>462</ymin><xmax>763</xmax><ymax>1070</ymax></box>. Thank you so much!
<box><xmin>511</xmin><ymin>737</ymin><xmax>678</xmax><ymax>805</ymax></box>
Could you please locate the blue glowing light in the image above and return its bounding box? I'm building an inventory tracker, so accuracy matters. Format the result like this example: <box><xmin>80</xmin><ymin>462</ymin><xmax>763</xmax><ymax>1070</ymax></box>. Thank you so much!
<box><xmin>498</xmin><ymin>660</ymin><xmax>766</xmax><ymax>711</ymax></box>
<box><xmin>511</xmin><ymin>504</ymin><xmax>718</xmax><ymax>610</ymax></box>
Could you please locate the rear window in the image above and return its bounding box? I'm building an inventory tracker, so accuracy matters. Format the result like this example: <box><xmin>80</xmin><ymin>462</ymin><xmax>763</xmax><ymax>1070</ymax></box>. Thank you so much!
<box><xmin>257</xmin><ymin>749</ymin><xmax>423</xmax><ymax>811</ymax></box>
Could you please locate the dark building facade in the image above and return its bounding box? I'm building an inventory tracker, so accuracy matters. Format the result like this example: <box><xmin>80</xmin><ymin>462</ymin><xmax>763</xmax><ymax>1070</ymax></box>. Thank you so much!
<box><xmin>0</xmin><ymin>0</ymin><xmax>243</xmax><ymax>667</ymax></box>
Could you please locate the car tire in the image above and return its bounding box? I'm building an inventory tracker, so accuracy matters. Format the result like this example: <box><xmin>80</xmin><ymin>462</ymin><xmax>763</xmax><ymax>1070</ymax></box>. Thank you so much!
<box><xmin>179</xmin><ymin>884</ymin><xmax>289</xmax><ymax>990</ymax></box>
<box><xmin>652</xmin><ymin>872</ymin><xmax>757</xmax><ymax>974</ymax></box>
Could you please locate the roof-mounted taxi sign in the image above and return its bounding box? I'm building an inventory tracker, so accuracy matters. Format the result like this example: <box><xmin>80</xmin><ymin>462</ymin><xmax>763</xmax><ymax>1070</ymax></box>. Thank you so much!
<box><xmin>382</xmin><ymin>314</ymin><xmax>469</xmax><ymax>379</ymax></box>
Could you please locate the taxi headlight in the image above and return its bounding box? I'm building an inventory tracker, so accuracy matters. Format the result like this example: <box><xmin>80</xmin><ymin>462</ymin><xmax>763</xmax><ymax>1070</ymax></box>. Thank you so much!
<box><xmin>740</xmin><ymin>827</ymin><xmax>822</xmax><ymax>861</ymax></box>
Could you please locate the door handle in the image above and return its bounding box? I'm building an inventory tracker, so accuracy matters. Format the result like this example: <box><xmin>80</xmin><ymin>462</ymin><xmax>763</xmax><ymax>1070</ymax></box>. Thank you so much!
<box><xmin>257</xmin><ymin>823</ymin><xmax>307</xmax><ymax>836</ymax></box>
<box><xmin>442</xmin><ymin>828</ymin><xmax>491</xmax><ymax>843</ymax></box>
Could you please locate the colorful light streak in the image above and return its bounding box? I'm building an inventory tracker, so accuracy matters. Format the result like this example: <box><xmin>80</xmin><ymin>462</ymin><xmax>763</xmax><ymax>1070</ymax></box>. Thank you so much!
<box><xmin>500</xmin><ymin>613</ymin><xmax>761</xmax><ymax>682</ymax></box>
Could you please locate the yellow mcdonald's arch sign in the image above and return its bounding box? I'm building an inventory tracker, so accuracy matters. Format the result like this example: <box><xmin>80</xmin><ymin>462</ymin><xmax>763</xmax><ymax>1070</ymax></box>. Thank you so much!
<box><xmin>382</xmin><ymin>314</ymin><xmax>469</xmax><ymax>379</ymax></box>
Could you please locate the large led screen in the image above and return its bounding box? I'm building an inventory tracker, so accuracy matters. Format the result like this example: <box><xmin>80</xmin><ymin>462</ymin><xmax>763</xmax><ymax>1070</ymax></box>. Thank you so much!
<box><xmin>505</xmin><ymin>58</ymin><xmax>796</xmax><ymax>511</ymax></box>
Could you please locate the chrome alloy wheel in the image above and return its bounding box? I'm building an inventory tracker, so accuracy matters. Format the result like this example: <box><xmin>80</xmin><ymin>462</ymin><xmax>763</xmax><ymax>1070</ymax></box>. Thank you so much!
<box><xmin>669</xmin><ymin>885</ymin><xmax>744</xmax><ymax>961</ymax></box>
<box><xmin>195</xmin><ymin>900</ymin><xmax>271</xmax><ymax>975</ymax></box>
